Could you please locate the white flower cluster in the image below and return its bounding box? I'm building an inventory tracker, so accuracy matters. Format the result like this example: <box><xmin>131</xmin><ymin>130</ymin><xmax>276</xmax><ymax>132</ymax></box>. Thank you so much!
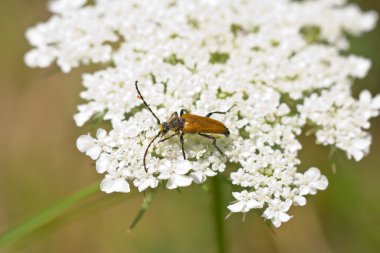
<box><xmin>25</xmin><ymin>0</ymin><xmax>379</xmax><ymax>227</ymax></box>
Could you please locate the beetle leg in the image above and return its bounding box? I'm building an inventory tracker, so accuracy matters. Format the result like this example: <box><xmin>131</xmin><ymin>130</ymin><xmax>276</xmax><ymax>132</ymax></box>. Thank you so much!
<box><xmin>198</xmin><ymin>133</ymin><xmax>226</xmax><ymax>158</ymax></box>
<box><xmin>205</xmin><ymin>105</ymin><xmax>236</xmax><ymax>118</ymax></box>
<box><xmin>180</xmin><ymin>133</ymin><xmax>186</xmax><ymax>159</ymax></box>
<box><xmin>159</xmin><ymin>132</ymin><xmax>179</xmax><ymax>143</ymax></box>
<box><xmin>205</xmin><ymin>111</ymin><xmax>225</xmax><ymax>118</ymax></box>
<box><xmin>180</xmin><ymin>109</ymin><xmax>189</xmax><ymax>117</ymax></box>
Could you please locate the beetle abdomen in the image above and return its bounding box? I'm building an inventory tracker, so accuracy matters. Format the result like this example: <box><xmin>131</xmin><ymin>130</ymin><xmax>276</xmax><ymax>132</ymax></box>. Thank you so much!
<box><xmin>181</xmin><ymin>114</ymin><xmax>229</xmax><ymax>136</ymax></box>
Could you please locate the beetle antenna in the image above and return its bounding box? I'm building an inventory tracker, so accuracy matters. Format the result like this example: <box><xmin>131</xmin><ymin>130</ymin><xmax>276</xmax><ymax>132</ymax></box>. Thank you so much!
<box><xmin>143</xmin><ymin>131</ymin><xmax>162</xmax><ymax>172</ymax></box>
<box><xmin>135</xmin><ymin>81</ymin><xmax>161</xmax><ymax>125</ymax></box>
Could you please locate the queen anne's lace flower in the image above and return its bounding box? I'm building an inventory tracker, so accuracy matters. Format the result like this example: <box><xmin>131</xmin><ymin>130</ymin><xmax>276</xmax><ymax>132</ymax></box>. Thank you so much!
<box><xmin>26</xmin><ymin>0</ymin><xmax>379</xmax><ymax>227</ymax></box>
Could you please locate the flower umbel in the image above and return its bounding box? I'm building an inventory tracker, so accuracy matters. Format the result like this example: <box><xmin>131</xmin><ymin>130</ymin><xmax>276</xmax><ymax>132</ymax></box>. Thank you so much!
<box><xmin>26</xmin><ymin>0</ymin><xmax>379</xmax><ymax>227</ymax></box>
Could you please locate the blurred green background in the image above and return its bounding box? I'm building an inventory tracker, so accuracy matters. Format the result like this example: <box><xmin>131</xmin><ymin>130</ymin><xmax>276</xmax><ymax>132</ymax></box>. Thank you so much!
<box><xmin>0</xmin><ymin>0</ymin><xmax>379</xmax><ymax>252</ymax></box>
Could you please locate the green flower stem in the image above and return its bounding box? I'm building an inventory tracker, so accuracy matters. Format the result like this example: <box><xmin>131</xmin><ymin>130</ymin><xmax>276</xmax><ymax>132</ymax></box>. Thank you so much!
<box><xmin>211</xmin><ymin>175</ymin><xmax>227</xmax><ymax>253</ymax></box>
<box><xmin>0</xmin><ymin>182</ymin><xmax>100</xmax><ymax>248</ymax></box>
<box><xmin>127</xmin><ymin>190</ymin><xmax>155</xmax><ymax>234</ymax></box>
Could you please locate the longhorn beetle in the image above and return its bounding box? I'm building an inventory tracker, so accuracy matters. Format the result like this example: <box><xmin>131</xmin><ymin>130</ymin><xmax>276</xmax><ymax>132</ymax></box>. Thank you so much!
<box><xmin>135</xmin><ymin>81</ymin><xmax>234</xmax><ymax>172</ymax></box>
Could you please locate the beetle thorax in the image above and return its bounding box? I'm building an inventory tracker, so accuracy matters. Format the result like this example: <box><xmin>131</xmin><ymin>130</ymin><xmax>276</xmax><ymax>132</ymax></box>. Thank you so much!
<box><xmin>167</xmin><ymin>116</ymin><xmax>184</xmax><ymax>132</ymax></box>
<box><xmin>160</xmin><ymin>112</ymin><xmax>184</xmax><ymax>133</ymax></box>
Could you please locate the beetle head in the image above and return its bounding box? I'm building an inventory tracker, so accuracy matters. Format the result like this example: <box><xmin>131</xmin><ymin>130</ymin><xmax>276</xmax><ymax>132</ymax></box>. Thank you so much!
<box><xmin>160</xmin><ymin>122</ymin><xmax>170</xmax><ymax>134</ymax></box>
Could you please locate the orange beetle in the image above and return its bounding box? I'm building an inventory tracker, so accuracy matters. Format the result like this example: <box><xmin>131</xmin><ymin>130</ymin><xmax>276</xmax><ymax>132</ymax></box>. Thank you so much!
<box><xmin>135</xmin><ymin>81</ymin><xmax>233</xmax><ymax>172</ymax></box>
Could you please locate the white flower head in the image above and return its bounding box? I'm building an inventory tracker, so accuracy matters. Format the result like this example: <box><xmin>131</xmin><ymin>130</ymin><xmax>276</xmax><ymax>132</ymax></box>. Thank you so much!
<box><xmin>26</xmin><ymin>0</ymin><xmax>379</xmax><ymax>227</ymax></box>
<box><xmin>76</xmin><ymin>128</ymin><xmax>107</xmax><ymax>160</ymax></box>
<box><xmin>263</xmin><ymin>199</ymin><xmax>293</xmax><ymax>228</ymax></box>
<box><xmin>296</xmin><ymin>167</ymin><xmax>329</xmax><ymax>196</ymax></box>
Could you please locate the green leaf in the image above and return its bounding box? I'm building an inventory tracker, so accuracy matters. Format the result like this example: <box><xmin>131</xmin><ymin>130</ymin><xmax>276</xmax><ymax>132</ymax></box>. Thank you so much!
<box><xmin>230</xmin><ymin>23</ymin><xmax>243</xmax><ymax>36</ymax></box>
<box><xmin>209</xmin><ymin>52</ymin><xmax>230</xmax><ymax>64</ymax></box>
<box><xmin>299</xmin><ymin>25</ymin><xmax>321</xmax><ymax>44</ymax></box>
<box><xmin>163</xmin><ymin>54</ymin><xmax>185</xmax><ymax>65</ymax></box>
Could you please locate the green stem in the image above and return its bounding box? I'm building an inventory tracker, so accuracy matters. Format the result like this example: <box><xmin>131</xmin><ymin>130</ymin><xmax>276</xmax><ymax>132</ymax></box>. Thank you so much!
<box><xmin>211</xmin><ymin>175</ymin><xmax>227</xmax><ymax>253</ymax></box>
<box><xmin>127</xmin><ymin>190</ymin><xmax>155</xmax><ymax>234</ymax></box>
<box><xmin>0</xmin><ymin>182</ymin><xmax>100</xmax><ymax>247</ymax></box>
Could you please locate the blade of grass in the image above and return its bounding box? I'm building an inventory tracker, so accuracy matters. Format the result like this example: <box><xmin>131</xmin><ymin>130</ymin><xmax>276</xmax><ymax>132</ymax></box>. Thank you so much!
<box><xmin>15</xmin><ymin>192</ymin><xmax>139</xmax><ymax>249</ymax></box>
<box><xmin>0</xmin><ymin>182</ymin><xmax>100</xmax><ymax>247</ymax></box>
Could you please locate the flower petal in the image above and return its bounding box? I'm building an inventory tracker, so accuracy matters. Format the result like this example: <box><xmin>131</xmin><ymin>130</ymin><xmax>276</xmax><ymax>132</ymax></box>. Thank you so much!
<box><xmin>96</xmin><ymin>128</ymin><xmax>107</xmax><ymax>139</ymax></box>
<box><xmin>227</xmin><ymin>201</ymin><xmax>245</xmax><ymax>212</ymax></box>
<box><xmin>246</xmin><ymin>199</ymin><xmax>263</xmax><ymax>209</ymax></box>
<box><xmin>76</xmin><ymin>135</ymin><xmax>95</xmax><ymax>152</ymax></box>
<box><xmin>305</xmin><ymin>167</ymin><xmax>321</xmax><ymax>181</ymax></box>
<box><xmin>190</xmin><ymin>171</ymin><xmax>206</xmax><ymax>184</ymax></box>
<box><xmin>96</xmin><ymin>154</ymin><xmax>110</xmax><ymax>173</ymax></box>
<box><xmin>171</xmin><ymin>174</ymin><xmax>193</xmax><ymax>188</ymax></box>
<box><xmin>313</xmin><ymin>175</ymin><xmax>328</xmax><ymax>191</ymax></box>
<box><xmin>86</xmin><ymin>145</ymin><xmax>102</xmax><ymax>160</ymax></box>
<box><xmin>100</xmin><ymin>176</ymin><xmax>130</xmax><ymax>193</ymax></box>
